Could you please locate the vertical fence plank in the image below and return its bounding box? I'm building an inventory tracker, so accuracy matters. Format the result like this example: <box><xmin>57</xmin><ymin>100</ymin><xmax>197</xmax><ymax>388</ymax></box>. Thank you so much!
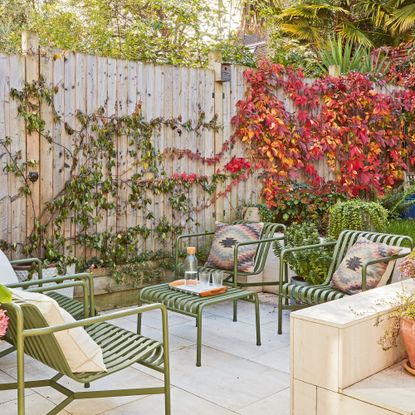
<box><xmin>0</xmin><ymin>55</ymin><xmax>10</xmax><ymax>249</ymax></box>
<box><xmin>8</xmin><ymin>55</ymin><xmax>26</xmax><ymax>257</ymax></box>
<box><xmin>95</xmin><ymin>55</ymin><xmax>108</xmax><ymax>240</ymax></box>
<box><xmin>63</xmin><ymin>51</ymin><xmax>76</xmax><ymax>257</ymax></box>
<box><xmin>39</xmin><ymin>53</ymin><xmax>55</xmax><ymax>252</ymax></box>
<box><xmin>22</xmin><ymin>33</ymin><xmax>41</xmax><ymax>243</ymax></box>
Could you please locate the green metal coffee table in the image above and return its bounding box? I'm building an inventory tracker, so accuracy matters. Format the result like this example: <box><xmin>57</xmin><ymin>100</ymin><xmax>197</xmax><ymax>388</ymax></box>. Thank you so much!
<box><xmin>138</xmin><ymin>283</ymin><xmax>261</xmax><ymax>366</ymax></box>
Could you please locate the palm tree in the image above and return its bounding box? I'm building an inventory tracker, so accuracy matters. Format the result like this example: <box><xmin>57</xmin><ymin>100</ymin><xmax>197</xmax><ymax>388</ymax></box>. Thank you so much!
<box><xmin>388</xmin><ymin>1</ymin><xmax>415</xmax><ymax>37</ymax></box>
<box><xmin>278</xmin><ymin>0</ymin><xmax>414</xmax><ymax>47</ymax></box>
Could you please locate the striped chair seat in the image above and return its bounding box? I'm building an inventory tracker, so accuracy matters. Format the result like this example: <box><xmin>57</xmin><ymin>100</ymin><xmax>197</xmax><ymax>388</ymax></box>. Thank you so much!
<box><xmin>281</xmin><ymin>282</ymin><xmax>346</xmax><ymax>306</ymax></box>
<box><xmin>74</xmin><ymin>322</ymin><xmax>165</xmax><ymax>383</ymax></box>
<box><xmin>47</xmin><ymin>291</ymin><xmax>86</xmax><ymax>319</ymax></box>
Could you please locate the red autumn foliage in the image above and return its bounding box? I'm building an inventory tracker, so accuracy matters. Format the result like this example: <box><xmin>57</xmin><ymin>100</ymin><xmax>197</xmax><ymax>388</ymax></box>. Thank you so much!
<box><xmin>224</xmin><ymin>157</ymin><xmax>251</xmax><ymax>173</ymax></box>
<box><xmin>231</xmin><ymin>59</ymin><xmax>415</xmax><ymax>204</ymax></box>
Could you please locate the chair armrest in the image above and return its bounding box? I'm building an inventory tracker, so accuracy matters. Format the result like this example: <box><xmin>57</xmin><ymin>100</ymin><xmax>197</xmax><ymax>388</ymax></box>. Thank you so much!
<box><xmin>232</xmin><ymin>236</ymin><xmax>286</xmax><ymax>286</ymax></box>
<box><xmin>361</xmin><ymin>252</ymin><xmax>409</xmax><ymax>291</ymax></box>
<box><xmin>174</xmin><ymin>231</ymin><xmax>215</xmax><ymax>277</ymax></box>
<box><xmin>7</xmin><ymin>273</ymin><xmax>96</xmax><ymax>317</ymax></box>
<box><xmin>28</xmin><ymin>280</ymin><xmax>91</xmax><ymax>318</ymax></box>
<box><xmin>9</xmin><ymin>257</ymin><xmax>43</xmax><ymax>280</ymax></box>
<box><xmin>22</xmin><ymin>303</ymin><xmax>168</xmax><ymax>338</ymax></box>
<box><xmin>278</xmin><ymin>241</ymin><xmax>337</xmax><ymax>286</ymax></box>
<box><xmin>6</xmin><ymin>272</ymin><xmax>92</xmax><ymax>289</ymax></box>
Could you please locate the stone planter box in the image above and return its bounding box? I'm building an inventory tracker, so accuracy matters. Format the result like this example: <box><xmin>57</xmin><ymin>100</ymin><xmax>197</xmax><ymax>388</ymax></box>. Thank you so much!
<box><xmin>75</xmin><ymin>263</ymin><xmax>174</xmax><ymax>311</ymax></box>
<box><xmin>291</xmin><ymin>280</ymin><xmax>415</xmax><ymax>415</ymax></box>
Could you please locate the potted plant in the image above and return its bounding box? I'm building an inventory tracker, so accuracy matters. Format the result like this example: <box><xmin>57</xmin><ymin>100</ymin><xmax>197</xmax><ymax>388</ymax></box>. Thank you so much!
<box><xmin>273</xmin><ymin>222</ymin><xmax>333</xmax><ymax>287</ymax></box>
<box><xmin>378</xmin><ymin>251</ymin><xmax>415</xmax><ymax>375</ymax></box>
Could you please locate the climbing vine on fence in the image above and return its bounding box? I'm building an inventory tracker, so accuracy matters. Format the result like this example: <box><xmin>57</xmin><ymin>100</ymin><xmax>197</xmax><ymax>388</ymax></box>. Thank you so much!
<box><xmin>0</xmin><ymin>77</ymin><xmax>255</xmax><ymax>273</ymax></box>
<box><xmin>231</xmin><ymin>60</ymin><xmax>415</xmax><ymax>205</ymax></box>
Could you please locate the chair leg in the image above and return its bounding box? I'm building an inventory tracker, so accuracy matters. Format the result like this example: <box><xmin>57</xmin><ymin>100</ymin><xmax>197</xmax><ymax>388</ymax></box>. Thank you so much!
<box><xmin>278</xmin><ymin>293</ymin><xmax>283</xmax><ymax>335</ymax></box>
<box><xmin>137</xmin><ymin>299</ymin><xmax>142</xmax><ymax>334</ymax></box>
<box><xmin>0</xmin><ymin>345</ymin><xmax>15</xmax><ymax>358</ymax></box>
<box><xmin>233</xmin><ymin>300</ymin><xmax>238</xmax><ymax>322</ymax></box>
<box><xmin>196</xmin><ymin>313</ymin><xmax>203</xmax><ymax>367</ymax></box>
<box><xmin>16</xmin><ymin>339</ymin><xmax>25</xmax><ymax>415</ymax></box>
<box><xmin>254</xmin><ymin>294</ymin><xmax>261</xmax><ymax>346</ymax></box>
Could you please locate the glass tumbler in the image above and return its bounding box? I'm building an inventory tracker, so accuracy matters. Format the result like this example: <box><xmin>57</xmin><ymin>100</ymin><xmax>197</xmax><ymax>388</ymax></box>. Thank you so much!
<box><xmin>212</xmin><ymin>271</ymin><xmax>224</xmax><ymax>287</ymax></box>
<box><xmin>198</xmin><ymin>272</ymin><xmax>210</xmax><ymax>287</ymax></box>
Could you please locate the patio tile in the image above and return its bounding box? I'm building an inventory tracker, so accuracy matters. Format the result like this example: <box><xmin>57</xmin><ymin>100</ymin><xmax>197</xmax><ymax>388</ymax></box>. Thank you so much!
<box><xmin>237</xmin><ymin>387</ymin><xmax>290</xmax><ymax>415</ymax></box>
<box><xmin>102</xmin><ymin>386</ymin><xmax>238</xmax><ymax>415</ymax></box>
<box><xmin>0</xmin><ymin>369</ymin><xmax>35</xmax><ymax>404</ymax></box>
<box><xmin>0</xmin><ymin>391</ymin><xmax>71</xmax><ymax>414</ymax></box>
<box><xmin>166</xmin><ymin>345</ymin><xmax>289</xmax><ymax>411</ymax></box>
<box><xmin>35</xmin><ymin>367</ymin><xmax>163</xmax><ymax>414</ymax></box>
<box><xmin>248</xmin><ymin>345</ymin><xmax>291</xmax><ymax>373</ymax></box>
<box><xmin>168</xmin><ymin>313</ymin><xmax>290</xmax><ymax>361</ymax></box>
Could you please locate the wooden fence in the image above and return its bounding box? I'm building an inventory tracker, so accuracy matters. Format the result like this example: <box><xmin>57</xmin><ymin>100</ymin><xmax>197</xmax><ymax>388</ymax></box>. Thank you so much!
<box><xmin>0</xmin><ymin>33</ymin><xmax>260</xmax><ymax>259</ymax></box>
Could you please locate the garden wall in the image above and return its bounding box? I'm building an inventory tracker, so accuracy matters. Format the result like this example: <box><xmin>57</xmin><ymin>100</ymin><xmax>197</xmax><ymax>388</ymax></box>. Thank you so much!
<box><xmin>0</xmin><ymin>34</ymin><xmax>259</xmax><ymax>259</ymax></box>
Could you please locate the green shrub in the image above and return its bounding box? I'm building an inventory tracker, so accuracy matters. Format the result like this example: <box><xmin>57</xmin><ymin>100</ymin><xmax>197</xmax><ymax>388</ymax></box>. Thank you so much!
<box><xmin>381</xmin><ymin>219</ymin><xmax>415</xmax><ymax>248</ymax></box>
<box><xmin>328</xmin><ymin>200</ymin><xmax>389</xmax><ymax>239</ymax></box>
<box><xmin>273</xmin><ymin>222</ymin><xmax>333</xmax><ymax>285</ymax></box>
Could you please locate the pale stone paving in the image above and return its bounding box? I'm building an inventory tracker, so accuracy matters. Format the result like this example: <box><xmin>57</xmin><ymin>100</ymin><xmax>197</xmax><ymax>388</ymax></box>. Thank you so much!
<box><xmin>0</xmin><ymin>293</ymin><xmax>291</xmax><ymax>415</ymax></box>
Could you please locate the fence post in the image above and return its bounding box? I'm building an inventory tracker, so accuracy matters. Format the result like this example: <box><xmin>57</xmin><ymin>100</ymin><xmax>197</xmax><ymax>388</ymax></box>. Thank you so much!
<box><xmin>208</xmin><ymin>50</ymin><xmax>225</xmax><ymax>222</ymax></box>
<box><xmin>328</xmin><ymin>65</ymin><xmax>341</xmax><ymax>77</ymax></box>
<box><xmin>22</xmin><ymin>31</ymin><xmax>41</xmax><ymax>246</ymax></box>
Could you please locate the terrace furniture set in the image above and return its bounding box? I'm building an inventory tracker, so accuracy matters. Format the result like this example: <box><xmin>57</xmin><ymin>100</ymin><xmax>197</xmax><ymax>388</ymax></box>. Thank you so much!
<box><xmin>0</xmin><ymin>221</ymin><xmax>413</xmax><ymax>415</ymax></box>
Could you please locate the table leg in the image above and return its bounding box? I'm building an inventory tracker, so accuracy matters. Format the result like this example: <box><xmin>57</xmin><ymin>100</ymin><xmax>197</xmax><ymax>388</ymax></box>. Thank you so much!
<box><xmin>196</xmin><ymin>312</ymin><xmax>203</xmax><ymax>367</ymax></box>
<box><xmin>254</xmin><ymin>294</ymin><xmax>261</xmax><ymax>346</ymax></box>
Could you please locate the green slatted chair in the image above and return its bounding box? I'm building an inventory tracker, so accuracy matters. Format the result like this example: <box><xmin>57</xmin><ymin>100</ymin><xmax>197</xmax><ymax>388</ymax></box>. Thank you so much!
<box><xmin>0</xmin><ymin>301</ymin><xmax>171</xmax><ymax>415</ymax></box>
<box><xmin>175</xmin><ymin>221</ymin><xmax>286</xmax><ymax>321</ymax></box>
<box><xmin>277</xmin><ymin>230</ymin><xmax>414</xmax><ymax>334</ymax></box>
<box><xmin>5</xmin><ymin>257</ymin><xmax>95</xmax><ymax>320</ymax></box>
<box><xmin>1</xmin><ymin>257</ymin><xmax>96</xmax><ymax>360</ymax></box>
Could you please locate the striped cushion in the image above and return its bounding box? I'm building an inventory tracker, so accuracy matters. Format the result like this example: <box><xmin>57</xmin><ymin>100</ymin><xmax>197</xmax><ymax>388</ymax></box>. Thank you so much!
<box><xmin>205</xmin><ymin>222</ymin><xmax>264</xmax><ymax>273</ymax></box>
<box><xmin>282</xmin><ymin>282</ymin><xmax>346</xmax><ymax>305</ymax></box>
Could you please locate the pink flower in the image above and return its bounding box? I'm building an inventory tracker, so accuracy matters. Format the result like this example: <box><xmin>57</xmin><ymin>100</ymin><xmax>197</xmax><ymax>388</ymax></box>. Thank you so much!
<box><xmin>0</xmin><ymin>309</ymin><xmax>9</xmax><ymax>338</ymax></box>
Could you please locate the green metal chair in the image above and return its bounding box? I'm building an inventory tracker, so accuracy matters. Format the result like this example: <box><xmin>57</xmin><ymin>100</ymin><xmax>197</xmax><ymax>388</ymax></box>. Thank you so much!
<box><xmin>1</xmin><ymin>257</ymin><xmax>96</xmax><ymax>360</ymax></box>
<box><xmin>0</xmin><ymin>300</ymin><xmax>171</xmax><ymax>415</ymax></box>
<box><xmin>277</xmin><ymin>230</ymin><xmax>414</xmax><ymax>334</ymax></box>
<box><xmin>175</xmin><ymin>221</ymin><xmax>285</xmax><ymax>321</ymax></box>
<box><xmin>6</xmin><ymin>257</ymin><xmax>96</xmax><ymax>319</ymax></box>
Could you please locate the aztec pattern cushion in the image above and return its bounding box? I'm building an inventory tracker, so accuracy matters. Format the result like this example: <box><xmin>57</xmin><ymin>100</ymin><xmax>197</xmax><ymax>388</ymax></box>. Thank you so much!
<box><xmin>331</xmin><ymin>237</ymin><xmax>400</xmax><ymax>295</ymax></box>
<box><xmin>205</xmin><ymin>222</ymin><xmax>264</xmax><ymax>273</ymax></box>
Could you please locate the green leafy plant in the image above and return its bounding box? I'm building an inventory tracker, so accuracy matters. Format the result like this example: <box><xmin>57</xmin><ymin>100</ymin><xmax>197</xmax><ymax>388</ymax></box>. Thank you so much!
<box><xmin>273</xmin><ymin>222</ymin><xmax>333</xmax><ymax>285</ymax></box>
<box><xmin>266</xmin><ymin>182</ymin><xmax>346</xmax><ymax>234</ymax></box>
<box><xmin>381</xmin><ymin>220</ymin><xmax>415</xmax><ymax>248</ymax></box>
<box><xmin>328</xmin><ymin>200</ymin><xmax>389</xmax><ymax>239</ymax></box>
<box><xmin>379</xmin><ymin>184</ymin><xmax>415</xmax><ymax>220</ymax></box>
<box><xmin>317</xmin><ymin>37</ymin><xmax>391</xmax><ymax>77</ymax></box>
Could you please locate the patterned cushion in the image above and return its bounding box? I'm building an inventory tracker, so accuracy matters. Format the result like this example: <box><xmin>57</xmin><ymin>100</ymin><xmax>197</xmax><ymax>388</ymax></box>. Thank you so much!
<box><xmin>331</xmin><ymin>237</ymin><xmax>401</xmax><ymax>295</ymax></box>
<box><xmin>205</xmin><ymin>222</ymin><xmax>264</xmax><ymax>273</ymax></box>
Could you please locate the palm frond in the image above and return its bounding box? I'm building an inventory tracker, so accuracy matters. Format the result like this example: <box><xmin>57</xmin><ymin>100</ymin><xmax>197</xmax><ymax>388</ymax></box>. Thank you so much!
<box><xmin>337</xmin><ymin>22</ymin><xmax>374</xmax><ymax>47</ymax></box>
<box><xmin>279</xmin><ymin>3</ymin><xmax>349</xmax><ymax>20</ymax></box>
<box><xmin>280</xmin><ymin>22</ymin><xmax>321</xmax><ymax>41</ymax></box>
<box><xmin>388</xmin><ymin>3</ymin><xmax>415</xmax><ymax>34</ymax></box>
